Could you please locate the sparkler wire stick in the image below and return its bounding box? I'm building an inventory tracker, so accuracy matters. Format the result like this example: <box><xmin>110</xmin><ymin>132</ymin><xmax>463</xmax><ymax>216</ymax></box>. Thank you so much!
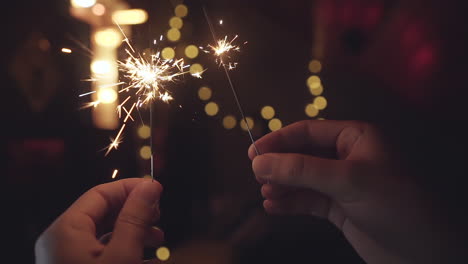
<box><xmin>202</xmin><ymin>7</ymin><xmax>260</xmax><ymax>156</ymax></box>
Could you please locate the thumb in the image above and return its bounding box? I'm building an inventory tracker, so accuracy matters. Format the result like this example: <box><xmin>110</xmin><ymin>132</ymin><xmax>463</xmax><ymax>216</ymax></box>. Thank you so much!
<box><xmin>253</xmin><ymin>153</ymin><xmax>362</xmax><ymax>202</ymax></box>
<box><xmin>102</xmin><ymin>180</ymin><xmax>162</xmax><ymax>263</ymax></box>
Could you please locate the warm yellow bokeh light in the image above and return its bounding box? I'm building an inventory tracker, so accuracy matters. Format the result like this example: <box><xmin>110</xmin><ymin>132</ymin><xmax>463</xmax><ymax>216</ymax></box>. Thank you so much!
<box><xmin>169</xmin><ymin>16</ymin><xmax>183</xmax><ymax>29</ymax></box>
<box><xmin>138</xmin><ymin>125</ymin><xmax>151</xmax><ymax>139</ymax></box>
<box><xmin>308</xmin><ymin>60</ymin><xmax>322</xmax><ymax>73</ymax></box>
<box><xmin>261</xmin><ymin>106</ymin><xmax>275</xmax><ymax>120</ymax></box>
<box><xmin>305</xmin><ymin>104</ymin><xmax>319</xmax><ymax>117</ymax></box>
<box><xmin>175</xmin><ymin>4</ymin><xmax>188</xmax><ymax>18</ymax></box>
<box><xmin>307</xmin><ymin>75</ymin><xmax>321</xmax><ymax>90</ymax></box>
<box><xmin>97</xmin><ymin>88</ymin><xmax>118</xmax><ymax>104</ymax></box>
<box><xmin>140</xmin><ymin>146</ymin><xmax>152</xmax><ymax>160</ymax></box>
<box><xmin>161</xmin><ymin>47</ymin><xmax>175</xmax><ymax>60</ymax></box>
<box><xmin>156</xmin><ymin>247</ymin><xmax>171</xmax><ymax>261</ymax></box>
<box><xmin>185</xmin><ymin>45</ymin><xmax>199</xmax><ymax>59</ymax></box>
<box><xmin>205</xmin><ymin>102</ymin><xmax>219</xmax><ymax>116</ymax></box>
<box><xmin>268</xmin><ymin>118</ymin><xmax>283</xmax><ymax>131</ymax></box>
<box><xmin>198</xmin><ymin>87</ymin><xmax>212</xmax><ymax>101</ymax></box>
<box><xmin>91</xmin><ymin>60</ymin><xmax>112</xmax><ymax>75</ymax></box>
<box><xmin>94</xmin><ymin>28</ymin><xmax>121</xmax><ymax>48</ymax></box>
<box><xmin>223</xmin><ymin>115</ymin><xmax>237</xmax><ymax>130</ymax></box>
<box><xmin>310</xmin><ymin>84</ymin><xmax>324</xmax><ymax>96</ymax></box>
<box><xmin>71</xmin><ymin>0</ymin><xmax>96</xmax><ymax>8</ymax></box>
<box><xmin>314</xmin><ymin>96</ymin><xmax>328</xmax><ymax>110</ymax></box>
<box><xmin>190</xmin><ymin>64</ymin><xmax>204</xmax><ymax>75</ymax></box>
<box><xmin>91</xmin><ymin>4</ymin><xmax>106</xmax><ymax>16</ymax></box>
<box><xmin>112</xmin><ymin>9</ymin><xmax>148</xmax><ymax>25</ymax></box>
<box><xmin>167</xmin><ymin>28</ymin><xmax>181</xmax><ymax>42</ymax></box>
<box><xmin>240</xmin><ymin>117</ymin><xmax>255</xmax><ymax>131</ymax></box>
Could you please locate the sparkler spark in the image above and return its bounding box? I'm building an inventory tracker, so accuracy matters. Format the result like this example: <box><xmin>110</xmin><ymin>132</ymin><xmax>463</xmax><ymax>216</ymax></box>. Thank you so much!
<box><xmin>82</xmin><ymin>29</ymin><xmax>193</xmax><ymax>156</ymax></box>
<box><xmin>112</xmin><ymin>169</ymin><xmax>119</xmax><ymax>179</ymax></box>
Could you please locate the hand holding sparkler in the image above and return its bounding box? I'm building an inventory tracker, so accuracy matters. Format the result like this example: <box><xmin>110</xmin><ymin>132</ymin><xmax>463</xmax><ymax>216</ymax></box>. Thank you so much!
<box><xmin>35</xmin><ymin>179</ymin><xmax>164</xmax><ymax>264</ymax></box>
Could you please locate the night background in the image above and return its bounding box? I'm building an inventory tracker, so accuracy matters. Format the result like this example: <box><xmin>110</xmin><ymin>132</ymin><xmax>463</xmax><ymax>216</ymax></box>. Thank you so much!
<box><xmin>1</xmin><ymin>0</ymin><xmax>468</xmax><ymax>263</ymax></box>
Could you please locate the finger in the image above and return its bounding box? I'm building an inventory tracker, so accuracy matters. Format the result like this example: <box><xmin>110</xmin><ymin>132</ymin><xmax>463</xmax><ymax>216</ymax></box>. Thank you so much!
<box><xmin>143</xmin><ymin>227</ymin><xmax>165</xmax><ymax>248</ymax></box>
<box><xmin>248</xmin><ymin>120</ymin><xmax>367</xmax><ymax>159</ymax></box>
<box><xmin>261</xmin><ymin>184</ymin><xmax>301</xmax><ymax>199</ymax></box>
<box><xmin>102</xmin><ymin>180</ymin><xmax>162</xmax><ymax>263</ymax></box>
<box><xmin>263</xmin><ymin>190</ymin><xmax>330</xmax><ymax>218</ymax></box>
<box><xmin>253</xmin><ymin>153</ymin><xmax>363</xmax><ymax>202</ymax></box>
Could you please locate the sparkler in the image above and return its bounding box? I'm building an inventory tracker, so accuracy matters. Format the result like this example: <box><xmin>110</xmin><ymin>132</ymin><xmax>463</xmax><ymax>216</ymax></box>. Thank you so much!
<box><xmin>202</xmin><ymin>7</ymin><xmax>260</xmax><ymax>156</ymax></box>
<box><xmin>80</xmin><ymin>27</ymin><xmax>194</xmax><ymax>179</ymax></box>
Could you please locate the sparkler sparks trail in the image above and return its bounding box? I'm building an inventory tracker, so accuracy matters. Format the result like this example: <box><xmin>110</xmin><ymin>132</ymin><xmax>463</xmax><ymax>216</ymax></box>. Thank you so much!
<box><xmin>82</xmin><ymin>28</ymin><xmax>193</xmax><ymax>159</ymax></box>
<box><xmin>112</xmin><ymin>169</ymin><xmax>119</xmax><ymax>179</ymax></box>
<box><xmin>203</xmin><ymin>7</ymin><xmax>260</xmax><ymax>156</ymax></box>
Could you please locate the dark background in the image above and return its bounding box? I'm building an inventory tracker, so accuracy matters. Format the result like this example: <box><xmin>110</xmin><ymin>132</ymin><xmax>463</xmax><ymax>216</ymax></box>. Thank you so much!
<box><xmin>1</xmin><ymin>0</ymin><xmax>468</xmax><ymax>263</ymax></box>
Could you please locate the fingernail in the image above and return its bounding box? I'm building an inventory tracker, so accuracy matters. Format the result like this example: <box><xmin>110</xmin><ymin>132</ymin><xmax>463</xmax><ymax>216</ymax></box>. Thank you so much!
<box><xmin>252</xmin><ymin>155</ymin><xmax>274</xmax><ymax>179</ymax></box>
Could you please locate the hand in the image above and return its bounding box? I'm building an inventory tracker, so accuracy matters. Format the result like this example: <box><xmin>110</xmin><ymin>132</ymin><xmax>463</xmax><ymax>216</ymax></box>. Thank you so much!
<box><xmin>249</xmin><ymin>120</ymin><xmax>463</xmax><ymax>264</ymax></box>
<box><xmin>35</xmin><ymin>178</ymin><xmax>164</xmax><ymax>264</ymax></box>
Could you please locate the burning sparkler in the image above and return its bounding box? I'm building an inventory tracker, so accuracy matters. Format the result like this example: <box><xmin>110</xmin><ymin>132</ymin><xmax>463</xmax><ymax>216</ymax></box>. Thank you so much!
<box><xmin>80</xmin><ymin>29</ymin><xmax>194</xmax><ymax>161</ymax></box>
<box><xmin>202</xmin><ymin>7</ymin><xmax>260</xmax><ymax>156</ymax></box>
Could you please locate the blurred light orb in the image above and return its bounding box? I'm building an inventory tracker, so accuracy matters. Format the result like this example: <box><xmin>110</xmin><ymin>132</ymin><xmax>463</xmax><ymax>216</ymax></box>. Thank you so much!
<box><xmin>185</xmin><ymin>45</ymin><xmax>199</xmax><ymax>59</ymax></box>
<box><xmin>138</xmin><ymin>125</ymin><xmax>151</xmax><ymax>139</ymax></box>
<box><xmin>71</xmin><ymin>0</ymin><xmax>96</xmax><ymax>8</ymax></box>
<box><xmin>167</xmin><ymin>28</ymin><xmax>181</xmax><ymax>42</ymax></box>
<box><xmin>156</xmin><ymin>247</ymin><xmax>171</xmax><ymax>261</ymax></box>
<box><xmin>91</xmin><ymin>60</ymin><xmax>112</xmax><ymax>75</ymax></box>
<box><xmin>140</xmin><ymin>146</ymin><xmax>152</xmax><ymax>160</ymax></box>
<box><xmin>112</xmin><ymin>9</ymin><xmax>148</xmax><ymax>25</ymax></box>
<box><xmin>223</xmin><ymin>115</ymin><xmax>237</xmax><ymax>130</ymax></box>
<box><xmin>308</xmin><ymin>60</ymin><xmax>322</xmax><ymax>73</ymax></box>
<box><xmin>305</xmin><ymin>104</ymin><xmax>319</xmax><ymax>117</ymax></box>
<box><xmin>169</xmin><ymin>16</ymin><xmax>183</xmax><ymax>29</ymax></box>
<box><xmin>261</xmin><ymin>106</ymin><xmax>275</xmax><ymax>120</ymax></box>
<box><xmin>307</xmin><ymin>75</ymin><xmax>321</xmax><ymax>90</ymax></box>
<box><xmin>91</xmin><ymin>4</ymin><xmax>106</xmax><ymax>16</ymax></box>
<box><xmin>175</xmin><ymin>4</ymin><xmax>188</xmax><ymax>18</ymax></box>
<box><xmin>205</xmin><ymin>102</ymin><xmax>219</xmax><ymax>116</ymax></box>
<box><xmin>314</xmin><ymin>96</ymin><xmax>328</xmax><ymax>110</ymax></box>
<box><xmin>310</xmin><ymin>84</ymin><xmax>324</xmax><ymax>96</ymax></box>
<box><xmin>190</xmin><ymin>63</ymin><xmax>204</xmax><ymax>75</ymax></box>
<box><xmin>240</xmin><ymin>117</ymin><xmax>255</xmax><ymax>131</ymax></box>
<box><xmin>268</xmin><ymin>118</ymin><xmax>283</xmax><ymax>131</ymax></box>
<box><xmin>161</xmin><ymin>47</ymin><xmax>175</xmax><ymax>60</ymax></box>
<box><xmin>97</xmin><ymin>88</ymin><xmax>118</xmax><ymax>104</ymax></box>
<box><xmin>198</xmin><ymin>87</ymin><xmax>212</xmax><ymax>101</ymax></box>
<box><xmin>94</xmin><ymin>28</ymin><xmax>121</xmax><ymax>48</ymax></box>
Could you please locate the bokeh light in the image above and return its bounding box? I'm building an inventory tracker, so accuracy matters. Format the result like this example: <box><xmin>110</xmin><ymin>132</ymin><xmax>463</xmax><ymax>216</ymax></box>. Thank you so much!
<box><xmin>314</xmin><ymin>96</ymin><xmax>328</xmax><ymax>110</ymax></box>
<box><xmin>307</xmin><ymin>75</ymin><xmax>321</xmax><ymax>90</ymax></box>
<box><xmin>261</xmin><ymin>106</ymin><xmax>275</xmax><ymax>120</ymax></box>
<box><xmin>190</xmin><ymin>63</ymin><xmax>204</xmax><ymax>76</ymax></box>
<box><xmin>140</xmin><ymin>146</ymin><xmax>152</xmax><ymax>160</ymax></box>
<box><xmin>222</xmin><ymin>115</ymin><xmax>237</xmax><ymax>130</ymax></box>
<box><xmin>308</xmin><ymin>60</ymin><xmax>322</xmax><ymax>73</ymax></box>
<box><xmin>268</xmin><ymin>118</ymin><xmax>283</xmax><ymax>131</ymax></box>
<box><xmin>91</xmin><ymin>4</ymin><xmax>106</xmax><ymax>16</ymax></box>
<box><xmin>167</xmin><ymin>28</ymin><xmax>181</xmax><ymax>42</ymax></box>
<box><xmin>240</xmin><ymin>117</ymin><xmax>255</xmax><ymax>131</ymax></box>
<box><xmin>205</xmin><ymin>102</ymin><xmax>219</xmax><ymax>116</ymax></box>
<box><xmin>185</xmin><ymin>45</ymin><xmax>199</xmax><ymax>59</ymax></box>
<box><xmin>169</xmin><ymin>16</ymin><xmax>183</xmax><ymax>29</ymax></box>
<box><xmin>97</xmin><ymin>88</ymin><xmax>118</xmax><ymax>104</ymax></box>
<box><xmin>310</xmin><ymin>84</ymin><xmax>324</xmax><ymax>96</ymax></box>
<box><xmin>91</xmin><ymin>60</ymin><xmax>112</xmax><ymax>75</ymax></box>
<box><xmin>161</xmin><ymin>47</ymin><xmax>175</xmax><ymax>60</ymax></box>
<box><xmin>198</xmin><ymin>87</ymin><xmax>212</xmax><ymax>101</ymax></box>
<box><xmin>112</xmin><ymin>9</ymin><xmax>148</xmax><ymax>25</ymax></box>
<box><xmin>94</xmin><ymin>28</ymin><xmax>121</xmax><ymax>48</ymax></box>
<box><xmin>138</xmin><ymin>125</ymin><xmax>151</xmax><ymax>139</ymax></box>
<box><xmin>156</xmin><ymin>247</ymin><xmax>171</xmax><ymax>261</ymax></box>
<box><xmin>305</xmin><ymin>104</ymin><xmax>319</xmax><ymax>117</ymax></box>
<box><xmin>175</xmin><ymin>4</ymin><xmax>188</xmax><ymax>18</ymax></box>
<box><xmin>71</xmin><ymin>0</ymin><xmax>96</xmax><ymax>8</ymax></box>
